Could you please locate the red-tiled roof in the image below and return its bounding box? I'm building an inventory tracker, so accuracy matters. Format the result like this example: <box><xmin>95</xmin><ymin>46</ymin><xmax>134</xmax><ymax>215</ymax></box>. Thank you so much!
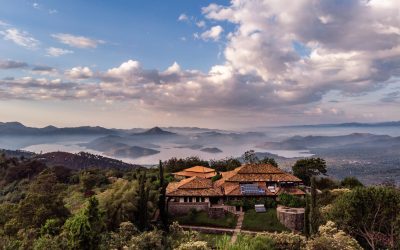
<box><xmin>173</xmin><ymin>166</ymin><xmax>217</xmax><ymax>179</ymax></box>
<box><xmin>166</xmin><ymin>176</ymin><xmax>222</xmax><ymax>197</ymax></box>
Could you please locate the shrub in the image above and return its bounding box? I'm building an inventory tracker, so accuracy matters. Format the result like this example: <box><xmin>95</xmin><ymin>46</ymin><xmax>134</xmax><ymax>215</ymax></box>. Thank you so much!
<box><xmin>176</xmin><ymin>240</ymin><xmax>210</xmax><ymax>250</ymax></box>
<box><xmin>126</xmin><ymin>230</ymin><xmax>163</xmax><ymax>250</ymax></box>
<box><xmin>340</xmin><ymin>177</ymin><xmax>363</xmax><ymax>189</ymax></box>
<box><xmin>306</xmin><ymin>221</ymin><xmax>362</xmax><ymax>250</ymax></box>
<box><xmin>278</xmin><ymin>193</ymin><xmax>305</xmax><ymax>208</ymax></box>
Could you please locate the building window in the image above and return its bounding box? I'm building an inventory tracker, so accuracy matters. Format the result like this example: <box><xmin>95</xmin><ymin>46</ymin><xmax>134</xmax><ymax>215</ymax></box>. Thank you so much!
<box><xmin>189</xmin><ymin>197</ymin><xmax>193</xmax><ymax>202</ymax></box>
<box><xmin>184</xmin><ymin>197</ymin><xmax>188</xmax><ymax>203</ymax></box>
<box><xmin>196</xmin><ymin>197</ymin><xmax>200</xmax><ymax>202</ymax></box>
<box><xmin>201</xmin><ymin>197</ymin><xmax>205</xmax><ymax>202</ymax></box>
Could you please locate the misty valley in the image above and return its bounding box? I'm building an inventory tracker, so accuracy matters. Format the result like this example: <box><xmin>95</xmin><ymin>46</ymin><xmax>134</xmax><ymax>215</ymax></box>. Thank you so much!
<box><xmin>1</xmin><ymin>121</ymin><xmax>399</xmax><ymax>185</ymax></box>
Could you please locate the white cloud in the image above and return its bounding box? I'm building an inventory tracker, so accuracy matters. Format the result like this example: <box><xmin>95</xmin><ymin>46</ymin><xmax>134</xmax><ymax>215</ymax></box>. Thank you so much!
<box><xmin>32</xmin><ymin>3</ymin><xmax>40</xmax><ymax>9</ymax></box>
<box><xmin>0</xmin><ymin>60</ymin><xmax>28</xmax><ymax>69</ymax></box>
<box><xmin>200</xmin><ymin>25</ymin><xmax>223</xmax><ymax>41</ymax></box>
<box><xmin>49</xmin><ymin>9</ymin><xmax>58</xmax><ymax>14</ymax></box>
<box><xmin>46</xmin><ymin>47</ymin><xmax>73</xmax><ymax>57</ymax></box>
<box><xmin>0</xmin><ymin>28</ymin><xmax>39</xmax><ymax>49</ymax></box>
<box><xmin>178</xmin><ymin>14</ymin><xmax>189</xmax><ymax>22</ymax></box>
<box><xmin>196</xmin><ymin>20</ymin><xmax>206</xmax><ymax>28</ymax></box>
<box><xmin>51</xmin><ymin>33</ymin><xmax>104</xmax><ymax>48</ymax></box>
<box><xmin>1</xmin><ymin>0</ymin><xmax>400</xmax><ymax>125</ymax></box>
<box><xmin>0</xmin><ymin>20</ymin><xmax>9</xmax><ymax>26</ymax></box>
<box><xmin>65</xmin><ymin>66</ymin><xmax>93</xmax><ymax>79</ymax></box>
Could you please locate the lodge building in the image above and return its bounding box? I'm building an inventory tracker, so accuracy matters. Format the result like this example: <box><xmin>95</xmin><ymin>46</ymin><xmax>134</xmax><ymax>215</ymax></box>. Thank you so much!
<box><xmin>166</xmin><ymin>163</ymin><xmax>304</xmax><ymax>214</ymax></box>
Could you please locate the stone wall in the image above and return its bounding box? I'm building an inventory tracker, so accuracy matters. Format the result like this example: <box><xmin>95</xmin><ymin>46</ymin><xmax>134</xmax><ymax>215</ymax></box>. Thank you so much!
<box><xmin>168</xmin><ymin>202</ymin><xmax>209</xmax><ymax>216</ymax></box>
<box><xmin>277</xmin><ymin>206</ymin><xmax>305</xmax><ymax>232</ymax></box>
<box><xmin>208</xmin><ymin>207</ymin><xmax>225</xmax><ymax>218</ymax></box>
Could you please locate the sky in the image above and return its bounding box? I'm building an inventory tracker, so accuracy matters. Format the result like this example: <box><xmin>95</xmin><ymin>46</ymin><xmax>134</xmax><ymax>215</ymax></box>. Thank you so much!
<box><xmin>0</xmin><ymin>0</ymin><xmax>399</xmax><ymax>129</ymax></box>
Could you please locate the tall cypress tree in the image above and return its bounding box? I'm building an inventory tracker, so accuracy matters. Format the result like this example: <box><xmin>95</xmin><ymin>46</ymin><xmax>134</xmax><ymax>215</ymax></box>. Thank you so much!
<box><xmin>158</xmin><ymin>160</ymin><xmax>169</xmax><ymax>231</ymax></box>
<box><xmin>137</xmin><ymin>171</ymin><xmax>149</xmax><ymax>231</ymax></box>
<box><xmin>304</xmin><ymin>194</ymin><xmax>310</xmax><ymax>237</ymax></box>
<box><xmin>310</xmin><ymin>176</ymin><xmax>319</xmax><ymax>234</ymax></box>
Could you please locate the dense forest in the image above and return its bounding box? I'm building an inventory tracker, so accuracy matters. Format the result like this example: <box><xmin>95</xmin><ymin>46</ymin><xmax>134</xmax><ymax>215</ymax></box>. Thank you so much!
<box><xmin>0</xmin><ymin>151</ymin><xmax>399</xmax><ymax>250</ymax></box>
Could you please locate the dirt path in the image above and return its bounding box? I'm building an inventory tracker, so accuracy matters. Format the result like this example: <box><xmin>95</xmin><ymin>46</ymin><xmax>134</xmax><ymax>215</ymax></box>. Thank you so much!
<box><xmin>230</xmin><ymin>212</ymin><xmax>244</xmax><ymax>243</ymax></box>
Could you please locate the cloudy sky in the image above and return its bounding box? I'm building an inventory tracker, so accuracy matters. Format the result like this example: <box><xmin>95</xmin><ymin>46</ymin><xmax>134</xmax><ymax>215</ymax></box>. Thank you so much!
<box><xmin>0</xmin><ymin>0</ymin><xmax>399</xmax><ymax>129</ymax></box>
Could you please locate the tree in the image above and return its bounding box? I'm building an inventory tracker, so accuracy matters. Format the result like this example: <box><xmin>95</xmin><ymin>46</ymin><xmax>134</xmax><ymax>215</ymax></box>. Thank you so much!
<box><xmin>137</xmin><ymin>171</ymin><xmax>150</xmax><ymax>231</ymax></box>
<box><xmin>329</xmin><ymin>186</ymin><xmax>400</xmax><ymax>249</ymax></box>
<box><xmin>259</xmin><ymin>157</ymin><xmax>278</xmax><ymax>168</ymax></box>
<box><xmin>164</xmin><ymin>156</ymin><xmax>209</xmax><ymax>173</ymax></box>
<box><xmin>16</xmin><ymin>171</ymin><xmax>70</xmax><ymax>229</ymax></box>
<box><xmin>98</xmin><ymin>179</ymin><xmax>138</xmax><ymax>230</ymax></box>
<box><xmin>158</xmin><ymin>160</ymin><xmax>169</xmax><ymax>231</ymax></box>
<box><xmin>242</xmin><ymin>150</ymin><xmax>259</xmax><ymax>164</ymax></box>
<box><xmin>209</xmin><ymin>157</ymin><xmax>241</xmax><ymax>172</ymax></box>
<box><xmin>340</xmin><ymin>177</ymin><xmax>363</xmax><ymax>189</ymax></box>
<box><xmin>310</xmin><ymin>177</ymin><xmax>319</xmax><ymax>235</ymax></box>
<box><xmin>304</xmin><ymin>195</ymin><xmax>311</xmax><ymax>237</ymax></box>
<box><xmin>63</xmin><ymin>197</ymin><xmax>104</xmax><ymax>250</ymax></box>
<box><xmin>292</xmin><ymin>158</ymin><xmax>327</xmax><ymax>186</ymax></box>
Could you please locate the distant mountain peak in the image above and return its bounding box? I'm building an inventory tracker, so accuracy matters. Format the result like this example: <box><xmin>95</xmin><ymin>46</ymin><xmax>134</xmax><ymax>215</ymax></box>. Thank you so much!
<box><xmin>2</xmin><ymin>121</ymin><xmax>26</xmax><ymax>128</ymax></box>
<box><xmin>138</xmin><ymin>127</ymin><xmax>175</xmax><ymax>135</ymax></box>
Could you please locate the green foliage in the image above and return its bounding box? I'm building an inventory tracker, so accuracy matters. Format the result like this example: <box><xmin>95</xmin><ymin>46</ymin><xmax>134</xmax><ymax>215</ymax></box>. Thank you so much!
<box><xmin>107</xmin><ymin>221</ymin><xmax>139</xmax><ymax>249</ymax></box>
<box><xmin>164</xmin><ymin>156</ymin><xmax>209</xmax><ymax>173</ymax></box>
<box><xmin>216</xmin><ymin>234</ymin><xmax>276</xmax><ymax>250</ymax></box>
<box><xmin>63</xmin><ymin>197</ymin><xmax>105</xmax><ymax>250</ymax></box>
<box><xmin>211</xmin><ymin>173</ymin><xmax>222</xmax><ymax>182</ymax></box>
<box><xmin>241</xmin><ymin>150</ymin><xmax>279</xmax><ymax>167</ymax></box>
<box><xmin>304</xmin><ymin>195</ymin><xmax>310</xmax><ymax>237</ymax></box>
<box><xmin>33</xmin><ymin>235</ymin><xmax>66</xmax><ymax>250</ymax></box>
<box><xmin>16</xmin><ymin>171</ymin><xmax>70</xmax><ymax>230</ymax></box>
<box><xmin>176</xmin><ymin>240</ymin><xmax>210</xmax><ymax>250</ymax></box>
<box><xmin>40</xmin><ymin>218</ymin><xmax>62</xmax><ymax>236</ymax></box>
<box><xmin>126</xmin><ymin>230</ymin><xmax>163</xmax><ymax>250</ymax></box>
<box><xmin>329</xmin><ymin>186</ymin><xmax>400</xmax><ymax>249</ymax></box>
<box><xmin>174</xmin><ymin>211</ymin><xmax>237</xmax><ymax>228</ymax></box>
<box><xmin>168</xmin><ymin>222</ymin><xmax>202</xmax><ymax>249</ymax></box>
<box><xmin>97</xmin><ymin>178</ymin><xmax>139</xmax><ymax>230</ymax></box>
<box><xmin>79</xmin><ymin>169</ymin><xmax>109</xmax><ymax>193</ymax></box>
<box><xmin>306</xmin><ymin>221</ymin><xmax>362</xmax><ymax>250</ymax></box>
<box><xmin>340</xmin><ymin>177</ymin><xmax>363</xmax><ymax>189</ymax></box>
<box><xmin>243</xmin><ymin>150</ymin><xmax>259</xmax><ymax>164</ymax></box>
<box><xmin>242</xmin><ymin>209</ymin><xmax>288</xmax><ymax>232</ymax></box>
<box><xmin>137</xmin><ymin>171</ymin><xmax>150</xmax><ymax>231</ymax></box>
<box><xmin>259</xmin><ymin>157</ymin><xmax>279</xmax><ymax>168</ymax></box>
<box><xmin>310</xmin><ymin>177</ymin><xmax>320</xmax><ymax>235</ymax></box>
<box><xmin>227</xmin><ymin>197</ymin><xmax>276</xmax><ymax>210</ymax></box>
<box><xmin>292</xmin><ymin>158</ymin><xmax>327</xmax><ymax>186</ymax></box>
<box><xmin>210</xmin><ymin>157</ymin><xmax>241</xmax><ymax>172</ymax></box>
<box><xmin>158</xmin><ymin>160</ymin><xmax>168</xmax><ymax>231</ymax></box>
<box><xmin>314</xmin><ymin>177</ymin><xmax>339</xmax><ymax>190</ymax></box>
<box><xmin>278</xmin><ymin>193</ymin><xmax>305</xmax><ymax>208</ymax></box>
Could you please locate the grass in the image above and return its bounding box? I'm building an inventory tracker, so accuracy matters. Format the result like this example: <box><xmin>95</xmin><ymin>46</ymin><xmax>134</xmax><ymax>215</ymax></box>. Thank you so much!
<box><xmin>173</xmin><ymin>211</ymin><xmax>237</xmax><ymax>228</ymax></box>
<box><xmin>199</xmin><ymin>233</ymin><xmax>232</xmax><ymax>248</ymax></box>
<box><xmin>242</xmin><ymin>209</ymin><xmax>288</xmax><ymax>232</ymax></box>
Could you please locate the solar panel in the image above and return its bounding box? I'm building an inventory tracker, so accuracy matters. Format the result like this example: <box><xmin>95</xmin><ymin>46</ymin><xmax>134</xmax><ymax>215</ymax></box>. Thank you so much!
<box><xmin>255</xmin><ymin>204</ymin><xmax>266</xmax><ymax>213</ymax></box>
<box><xmin>240</xmin><ymin>184</ymin><xmax>265</xmax><ymax>195</ymax></box>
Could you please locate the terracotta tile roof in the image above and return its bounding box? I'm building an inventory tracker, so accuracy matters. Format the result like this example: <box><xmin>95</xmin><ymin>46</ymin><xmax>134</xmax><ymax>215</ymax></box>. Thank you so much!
<box><xmin>166</xmin><ymin>176</ymin><xmax>222</xmax><ymax>197</ymax></box>
<box><xmin>173</xmin><ymin>166</ymin><xmax>217</xmax><ymax>179</ymax></box>
<box><xmin>224</xmin><ymin>164</ymin><xmax>302</xmax><ymax>183</ymax></box>
<box><xmin>237</xmin><ymin>164</ymin><xmax>285</xmax><ymax>174</ymax></box>
<box><xmin>173</xmin><ymin>171</ymin><xmax>216</xmax><ymax>179</ymax></box>
<box><xmin>226</xmin><ymin>173</ymin><xmax>301</xmax><ymax>182</ymax></box>
<box><xmin>184</xmin><ymin>166</ymin><xmax>215</xmax><ymax>173</ymax></box>
<box><xmin>179</xmin><ymin>177</ymin><xmax>213</xmax><ymax>189</ymax></box>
